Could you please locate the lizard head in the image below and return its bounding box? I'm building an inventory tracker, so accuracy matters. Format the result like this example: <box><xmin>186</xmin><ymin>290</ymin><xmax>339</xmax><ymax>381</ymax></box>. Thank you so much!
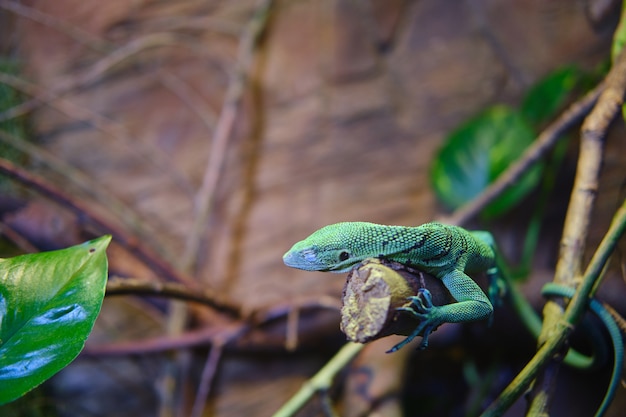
<box><xmin>283</xmin><ymin>222</ymin><xmax>377</xmax><ymax>273</ymax></box>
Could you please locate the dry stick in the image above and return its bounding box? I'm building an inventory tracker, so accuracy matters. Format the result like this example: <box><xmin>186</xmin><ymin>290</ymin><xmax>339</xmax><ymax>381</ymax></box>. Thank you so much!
<box><xmin>554</xmin><ymin>67</ymin><xmax>626</xmax><ymax>286</ymax></box>
<box><xmin>189</xmin><ymin>341</ymin><xmax>225</xmax><ymax>417</ymax></box>
<box><xmin>527</xmin><ymin>48</ymin><xmax>626</xmax><ymax>417</ymax></box>
<box><xmin>157</xmin><ymin>70</ymin><xmax>218</xmax><ymax>132</ymax></box>
<box><xmin>444</xmin><ymin>81</ymin><xmax>603</xmax><ymax>226</ymax></box>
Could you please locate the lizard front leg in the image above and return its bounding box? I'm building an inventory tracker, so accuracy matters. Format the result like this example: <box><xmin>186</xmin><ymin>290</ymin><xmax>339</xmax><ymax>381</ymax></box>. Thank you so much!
<box><xmin>388</xmin><ymin>269</ymin><xmax>493</xmax><ymax>353</ymax></box>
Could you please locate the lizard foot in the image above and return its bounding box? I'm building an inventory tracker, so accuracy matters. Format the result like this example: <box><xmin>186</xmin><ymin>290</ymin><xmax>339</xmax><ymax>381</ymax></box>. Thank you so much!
<box><xmin>386</xmin><ymin>289</ymin><xmax>441</xmax><ymax>353</ymax></box>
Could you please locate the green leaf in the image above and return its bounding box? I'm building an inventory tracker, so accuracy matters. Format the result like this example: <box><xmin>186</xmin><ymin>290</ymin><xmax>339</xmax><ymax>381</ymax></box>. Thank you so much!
<box><xmin>430</xmin><ymin>106</ymin><xmax>541</xmax><ymax>218</ymax></box>
<box><xmin>0</xmin><ymin>236</ymin><xmax>111</xmax><ymax>405</ymax></box>
<box><xmin>521</xmin><ymin>66</ymin><xmax>582</xmax><ymax>126</ymax></box>
<box><xmin>612</xmin><ymin>2</ymin><xmax>626</xmax><ymax>63</ymax></box>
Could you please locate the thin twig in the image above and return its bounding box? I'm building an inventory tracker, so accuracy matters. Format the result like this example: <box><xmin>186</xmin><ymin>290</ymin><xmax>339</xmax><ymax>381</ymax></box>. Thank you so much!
<box><xmin>190</xmin><ymin>342</ymin><xmax>225</xmax><ymax>417</ymax></box>
<box><xmin>83</xmin><ymin>297</ymin><xmax>339</xmax><ymax>357</ymax></box>
<box><xmin>157</xmin><ymin>70</ymin><xmax>218</xmax><ymax>132</ymax></box>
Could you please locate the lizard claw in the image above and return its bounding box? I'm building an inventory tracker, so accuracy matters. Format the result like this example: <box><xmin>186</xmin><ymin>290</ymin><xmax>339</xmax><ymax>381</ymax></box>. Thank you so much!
<box><xmin>407</xmin><ymin>288</ymin><xmax>434</xmax><ymax>311</ymax></box>
<box><xmin>386</xmin><ymin>289</ymin><xmax>440</xmax><ymax>353</ymax></box>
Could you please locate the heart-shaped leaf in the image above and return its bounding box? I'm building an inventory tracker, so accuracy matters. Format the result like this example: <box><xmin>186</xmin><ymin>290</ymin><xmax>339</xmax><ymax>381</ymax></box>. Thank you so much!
<box><xmin>0</xmin><ymin>235</ymin><xmax>111</xmax><ymax>404</ymax></box>
<box><xmin>430</xmin><ymin>105</ymin><xmax>541</xmax><ymax>218</ymax></box>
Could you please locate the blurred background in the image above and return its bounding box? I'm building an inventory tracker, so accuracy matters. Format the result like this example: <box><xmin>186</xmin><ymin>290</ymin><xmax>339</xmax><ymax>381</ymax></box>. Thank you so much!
<box><xmin>0</xmin><ymin>0</ymin><xmax>624</xmax><ymax>416</ymax></box>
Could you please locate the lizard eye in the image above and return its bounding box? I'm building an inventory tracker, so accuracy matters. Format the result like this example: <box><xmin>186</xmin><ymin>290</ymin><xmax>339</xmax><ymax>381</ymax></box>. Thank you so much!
<box><xmin>339</xmin><ymin>251</ymin><xmax>350</xmax><ymax>261</ymax></box>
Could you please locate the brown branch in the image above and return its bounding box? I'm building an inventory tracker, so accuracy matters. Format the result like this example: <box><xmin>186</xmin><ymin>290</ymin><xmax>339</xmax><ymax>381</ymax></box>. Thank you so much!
<box><xmin>554</xmin><ymin>57</ymin><xmax>626</xmax><ymax>285</ymax></box>
<box><xmin>190</xmin><ymin>342</ymin><xmax>225</xmax><ymax>417</ymax></box>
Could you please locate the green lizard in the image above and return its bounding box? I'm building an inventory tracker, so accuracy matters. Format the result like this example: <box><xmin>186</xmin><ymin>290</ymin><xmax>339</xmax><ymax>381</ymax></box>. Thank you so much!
<box><xmin>283</xmin><ymin>221</ymin><xmax>622</xmax><ymax>416</ymax></box>
<box><xmin>283</xmin><ymin>221</ymin><xmax>499</xmax><ymax>352</ymax></box>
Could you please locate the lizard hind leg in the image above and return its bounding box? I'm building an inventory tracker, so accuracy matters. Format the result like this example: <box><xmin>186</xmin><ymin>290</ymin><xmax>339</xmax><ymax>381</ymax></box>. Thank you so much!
<box><xmin>386</xmin><ymin>288</ymin><xmax>441</xmax><ymax>353</ymax></box>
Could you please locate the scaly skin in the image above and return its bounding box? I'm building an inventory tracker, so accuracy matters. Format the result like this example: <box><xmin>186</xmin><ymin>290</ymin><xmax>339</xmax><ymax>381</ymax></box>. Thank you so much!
<box><xmin>283</xmin><ymin>221</ymin><xmax>501</xmax><ymax>351</ymax></box>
